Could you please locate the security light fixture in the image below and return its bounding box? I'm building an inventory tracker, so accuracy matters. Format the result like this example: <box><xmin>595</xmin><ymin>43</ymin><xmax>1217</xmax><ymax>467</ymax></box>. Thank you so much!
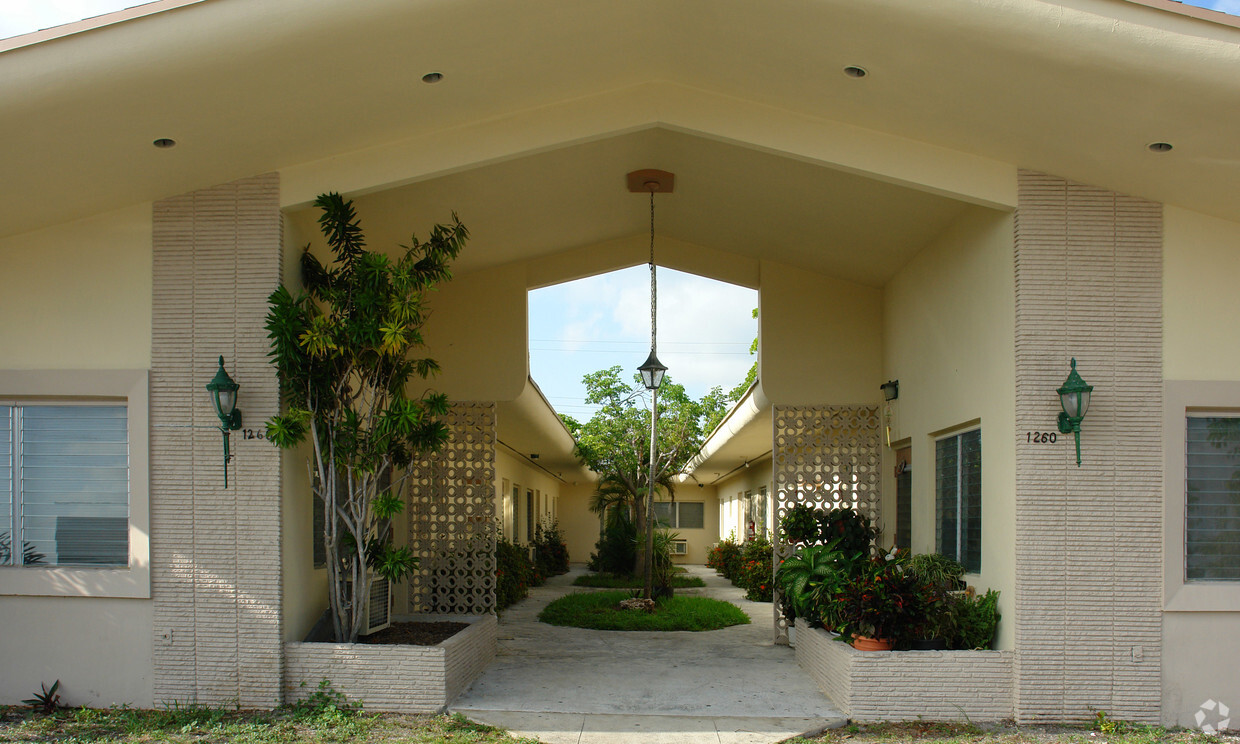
<box><xmin>152</xmin><ymin>138</ymin><xmax>177</xmax><ymax>148</ymax></box>
<box><xmin>1148</xmin><ymin>142</ymin><xmax>1173</xmax><ymax>153</ymax></box>
<box><xmin>206</xmin><ymin>355</ymin><xmax>242</xmax><ymax>488</ymax></box>
<box><xmin>1056</xmin><ymin>358</ymin><xmax>1093</xmax><ymax>467</ymax></box>
<box><xmin>422</xmin><ymin>72</ymin><xmax>444</xmax><ymax>83</ymax></box>
<box><xmin>880</xmin><ymin>379</ymin><xmax>899</xmax><ymax>401</ymax></box>
<box><xmin>843</xmin><ymin>65</ymin><xmax>868</xmax><ymax>78</ymax></box>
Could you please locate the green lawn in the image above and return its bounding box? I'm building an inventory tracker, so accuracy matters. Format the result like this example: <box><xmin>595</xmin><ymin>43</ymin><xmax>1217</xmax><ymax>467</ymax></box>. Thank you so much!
<box><xmin>0</xmin><ymin>706</ymin><xmax>539</xmax><ymax>744</ymax></box>
<box><xmin>538</xmin><ymin>590</ymin><xmax>750</xmax><ymax>631</ymax></box>
<box><xmin>572</xmin><ymin>572</ymin><xmax>706</xmax><ymax>589</ymax></box>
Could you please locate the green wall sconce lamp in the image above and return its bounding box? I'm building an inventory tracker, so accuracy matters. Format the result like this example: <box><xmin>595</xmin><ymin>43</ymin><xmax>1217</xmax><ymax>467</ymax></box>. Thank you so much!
<box><xmin>206</xmin><ymin>355</ymin><xmax>242</xmax><ymax>488</ymax></box>
<box><xmin>1056</xmin><ymin>358</ymin><xmax>1093</xmax><ymax>467</ymax></box>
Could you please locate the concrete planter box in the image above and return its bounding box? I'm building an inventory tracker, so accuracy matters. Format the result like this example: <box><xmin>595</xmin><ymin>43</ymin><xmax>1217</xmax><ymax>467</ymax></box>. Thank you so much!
<box><xmin>284</xmin><ymin>614</ymin><xmax>497</xmax><ymax>713</ymax></box>
<box><xmin>794</xmin><ymin>623</ymin><xmax>1014</xmax><ymax>722</ymax></box>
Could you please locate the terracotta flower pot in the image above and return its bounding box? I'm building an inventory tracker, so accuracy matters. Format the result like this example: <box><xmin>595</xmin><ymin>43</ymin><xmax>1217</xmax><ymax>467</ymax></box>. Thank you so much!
<box><xmin>851</xmin><ymin>635</ymin><xmax>893</xmax><ymax>651</ymax></box>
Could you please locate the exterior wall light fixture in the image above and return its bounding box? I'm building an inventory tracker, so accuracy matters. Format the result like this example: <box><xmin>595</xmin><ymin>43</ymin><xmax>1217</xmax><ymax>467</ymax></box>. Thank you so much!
<box><xmin>880</xmin><ymin>379</ymin><xmax>899</xmax><ymax>401</ymax></box>
<box><xmin>1056</xmin><ymin>358</ymin><xmax>1092</xmax><ymax>467</ymax></box>
<box><xmin>206</xmin><ymin>355</ymin><xmax>243</xmax><ymax>488</ymax></box>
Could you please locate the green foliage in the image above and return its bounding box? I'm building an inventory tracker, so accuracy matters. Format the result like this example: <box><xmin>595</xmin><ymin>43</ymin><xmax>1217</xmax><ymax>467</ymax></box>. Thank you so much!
<box><xmin>22</xmin><ymin>680</ymin><xmax>60</xmax><ymax>714</ymax></box>
<box><xmin>828</xmin><ymin>553</ymin><xmax>927</xmax><ymax>646</ymax></box>
<box><xmin>264</xmin><ymin>192</ymin><xmax>467</xmax><ymax>642</ymax></box>
<box><xmin>588</xmin><ymin>512</ymin><xmax>638</xmax><ymax>575</ymax></box>
<box><xmin>736</xmin><ymin>535</ymin><xmax>774</xmax><ymax>601</ymax></box>
<box><xmin>533</xmin><ymin>520</ymin><xmax>570</xmax><ymax>577</ymax></box>
<box><xmin>570</xmin><ymin>365</ymin><xmax>715</xmax><ymax>593</ymax></box>
<box><xmin>706</xmin><ymin>537</ymin><xmax>743</xmax><ymax>580</ymax></box>
<box><xmin>287</xmin><ymin>678</ymin><xmax>358</xmax><ymax>722</ymax></box>
<box><xmin>906</xmin><ymin>553</ymin><xmax>966</xmax><ymax>593</ymax></box>
<box><xmin>650</xmin><ymin>529</ymin><xmax>680</xmax><ymax>597</ymax></box>
<box><xmin>817</xmin><ymin>507</ymin><xmax>877</xmax><ymax>557</ymax></box>
<box><xmin>0</xmin><ymin>533</ymin><xmax>45</xmax><ymax>565</ymax></box>
<box><xmin>780</xmin><ymin>504</ymin><xmax>819</xmax><ymax>544</ymax></box>
<box><xmin>572</xmin><ymin>572</ymin><xmax>705</xmax><ymax>588</ymax></box>
<box><xmin>539</xmin><ymin>591</ymin><xmax>751</xmax><ymax>631</ymax></box>
<box><xmin>775</xmin><ymin>540</ymin><xmax>861</xmax><ymax>627</ymax></box>
<box><xmin>949</xmin><ymin>588</ymin><xmax>1001</xmax><ymax>650</ymax></box>
<box><xmin>495</xmin><ymin>532</ymin><xmax>537</xmax><ymax>612</ymax></box>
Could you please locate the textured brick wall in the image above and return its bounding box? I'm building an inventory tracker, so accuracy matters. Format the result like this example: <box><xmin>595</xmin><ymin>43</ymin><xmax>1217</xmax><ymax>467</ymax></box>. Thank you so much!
<box><xmin>796</xmin><ymin>625</ymin><xmax>1014</xmax><ymax>721</ymax></box>
<box><xmin>150</xmin><ymin>174</ymin><xmax>284</xmax><ymax>707</ymax></box>
<box><xmin>284</xmin><ymin>614</ymin><xmax>496</xmax><ymax>712</ymax></box>
<box><xmin>1012</xmin><ymin>171</ymin><xmax>1162</xmax><ymax>723</ymax></box>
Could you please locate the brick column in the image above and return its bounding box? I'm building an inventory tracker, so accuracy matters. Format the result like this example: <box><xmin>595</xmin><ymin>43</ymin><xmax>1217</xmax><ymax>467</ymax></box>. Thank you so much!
<box><xmin>150</xmin><ymin>173</ymin><xmax>284</xmax><ymax>707</ymax></box>
<box><xmin>1012</xmin><ymin>171</ymin><xmax>1162</xmax><ymax>722</ymax></box>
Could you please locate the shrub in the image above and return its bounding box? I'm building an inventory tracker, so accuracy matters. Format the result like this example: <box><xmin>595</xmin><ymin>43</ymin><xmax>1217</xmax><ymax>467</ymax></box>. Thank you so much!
<box><xmin>533</xmin><ymin>519</ymin><xmax>570</xmax><ymax>577</ymax></box>
<box><xmin>779</xmin><ymin>503</ymin><xmax>818</xmax><ymax>544</ymax></box>
<box><xmin>588</xmin><ymin>514</ymin><xmax>637</xmax><ymax>575</ymax></box>
<box><xmin>816</xmin><ymin>507</ymin><xmax>877</xmax><ymax>558</ymax></box>
<box><xmin>949</xmin><ymin>588</ymin><xmax>1001</xmax><ymax>649</ymax></box>
<box><xmin>707</xmin><ymin>537</ymin><xmax>742</xmax><ymax>580</ymax></box>
<box><xmin>735</xmin><ymin>535</ymin><xmax>773</xmax><ymax>601</ymax></box>
<box><xmin>495</xmin><ymin>534</ymin><xmax>536</xmax><ymax>611</ymax></box>
<box><xmin>828</xmin><ymin>552</ymin><xmax>926</xmax><ymax>646</ymax></box>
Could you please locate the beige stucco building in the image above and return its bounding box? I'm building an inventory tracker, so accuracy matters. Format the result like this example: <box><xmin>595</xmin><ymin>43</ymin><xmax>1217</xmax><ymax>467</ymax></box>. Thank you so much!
<box><xmin>2</xmin><ymin>0</ymin><xmax>1239</xmax><ymax>728</ymax></box>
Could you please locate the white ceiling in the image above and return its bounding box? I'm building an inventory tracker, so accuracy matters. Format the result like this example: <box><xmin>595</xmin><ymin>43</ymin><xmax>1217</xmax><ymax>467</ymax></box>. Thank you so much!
<box><xmin>3</xmin><ymin>0</ymin><xmax>1240</xmax><ymax>245</ymax></box>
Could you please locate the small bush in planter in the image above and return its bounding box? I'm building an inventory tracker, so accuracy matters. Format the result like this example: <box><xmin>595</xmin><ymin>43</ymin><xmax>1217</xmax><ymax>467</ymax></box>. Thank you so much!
<box><xmin>948</xmin><ymin>588</ymin><xmax>1001</xmax><ymax>650</ymax></box>
<box><xmin>775</xmin><ymin>539</ymin><xmax>860</xmax><ymax>629</ymax></box>
<box><xmin>496</xmin><ymin>534</ymin><xmax>536</xmax><ymax>611</ymax></box>
<box><xmin>533</xmin><ymin>519</ymin><xmax>570</xmax><ymax>577</ymax></box>
<box><xmin>779</xmin><ymin>504</ymin><xmax>818</xmax><ymax>544</ymax></box>
<box><xmin>826</xmin><ymin>552</ymin><xmax>926</xmax><ymax>648</ymax></box>
<box><xmin>816</xmin><ymin>507</ymin><xmax>877</xmax><ymax>558</ymax></box>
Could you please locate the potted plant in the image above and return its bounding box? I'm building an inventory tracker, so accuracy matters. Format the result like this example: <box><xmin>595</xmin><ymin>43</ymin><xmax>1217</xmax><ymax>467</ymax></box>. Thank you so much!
<box><xmin>905</xmin><ymin>553</ymin><xmax>966</xmax><ymax>649</ymax></box>
<box><xmin>775</xmin><ymin>538</ymin><xmax>864</xmax><ymax>632</ymax></box>
<box><xmin>779</xmin><ymin>503</ymin><xmax>818</xmax><ymax>544</ymax></box>
<box><xmin>829</xmin><ymin>553</ymin><xmax>924</xmax><ymax>650</ymax></box>
<box><xmin>947</xmin><ymin>588</ymin><xmax>1001</xmax><ymax>650</ymax></box>
<box><xmin>816</xmin><ymin>507</ymin><xmax>877</xmax><ymax>558</ymax></box>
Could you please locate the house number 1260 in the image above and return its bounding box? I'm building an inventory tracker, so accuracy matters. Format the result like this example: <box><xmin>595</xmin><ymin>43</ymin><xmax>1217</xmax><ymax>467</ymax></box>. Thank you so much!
<box><xmin>1026</xmin><ymin>431</ymin><xmax>1057</xmax><ymax>444</ymax></box>
<box><xmin>242</xmin><ymin>428</ymin><xmax>270</xmax><ymax>441</ymax></box>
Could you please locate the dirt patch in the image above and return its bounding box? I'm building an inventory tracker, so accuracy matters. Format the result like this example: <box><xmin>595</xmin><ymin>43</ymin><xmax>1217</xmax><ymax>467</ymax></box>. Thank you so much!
<box><xmin>357</xmin><ymin>621</ymin><xmax>469</xmax><ymax>646</ymax></box>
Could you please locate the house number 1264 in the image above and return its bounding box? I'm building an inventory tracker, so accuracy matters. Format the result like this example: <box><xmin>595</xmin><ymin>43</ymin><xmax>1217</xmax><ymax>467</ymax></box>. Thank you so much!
<box><xmin>1026</xmin><ymin>431</ymin><xmax>1057</xmax><ymax>444</ymax></box>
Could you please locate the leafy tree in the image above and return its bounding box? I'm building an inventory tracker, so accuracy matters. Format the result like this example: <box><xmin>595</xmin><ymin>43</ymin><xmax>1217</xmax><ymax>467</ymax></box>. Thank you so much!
<box><xmin>564</xmin><ymin>366</ymin><xmax>712</xmax><ymax>587</ymax></box>
<box><xmin>265</xmin><ymin>192</ymin><xmax>468</xmax><ymax>642</ymax></box>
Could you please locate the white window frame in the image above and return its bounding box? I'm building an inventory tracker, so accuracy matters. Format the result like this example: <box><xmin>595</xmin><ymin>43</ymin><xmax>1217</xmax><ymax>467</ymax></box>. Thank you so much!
<box><xmin>1164</xmin><ymin>380</ymin><xmax>1240</xmax><ymax>611</ymax></box>
<box><xmin>0</xmin><ymin>370</ymin><xmax>149</xmax><ymax>599</ymax></box>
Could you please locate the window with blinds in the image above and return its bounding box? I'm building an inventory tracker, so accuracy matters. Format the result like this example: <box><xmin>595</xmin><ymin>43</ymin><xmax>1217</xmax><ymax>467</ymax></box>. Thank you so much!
<box><xmin>936</xmin><ymin>428</ymin><xmax>981</xmax><ymax>573</ymax></box>
<box><xmin>653</xmin><ymin>501</ymin><xmax>705</xmax><ymax>530</ymax></box>
<box><xmin>1185</xmin><ymin>415</ymin><xmax>1240</xmax><ymax>582</ymax></box>
<box><xmin>1</xmin><ymin>404</ymin><xmax>129</xmax><ymax>567</ymax></box>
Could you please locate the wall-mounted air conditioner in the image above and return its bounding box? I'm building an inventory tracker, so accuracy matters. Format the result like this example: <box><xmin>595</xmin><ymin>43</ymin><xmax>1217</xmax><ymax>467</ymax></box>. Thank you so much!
<box><xmin>671</xmin><ymin>540</ymin><xmax>689</xmax><ymax>556</ymax></box>
<box><xmin>349</xmin><ymin>574</ymin><xmax>392</xmax><ymax>636</ymax></box>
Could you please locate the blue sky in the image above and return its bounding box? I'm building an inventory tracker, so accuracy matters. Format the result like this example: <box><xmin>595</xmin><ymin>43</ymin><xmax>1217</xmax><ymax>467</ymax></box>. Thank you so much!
<box><xmin>3</xmin><ymin>0</ymin><xmax>1238</xmax><ymax>40</ymax></box>
<box><xmin>529</xmin><ymin>267</ymin><xmax>758</xmax><ymax>420</ymax></box>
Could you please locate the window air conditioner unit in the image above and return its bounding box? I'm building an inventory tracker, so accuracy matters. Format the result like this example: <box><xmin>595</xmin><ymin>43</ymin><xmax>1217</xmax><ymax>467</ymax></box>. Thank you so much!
<box><xmin>349</xmin><ymin>574</ymin><xmax>392</xmax><ymax>636</ymax></box>
<box><xmin>671</xmin><ymin>540</ymin><xmax>689</xmax><ymax>556</ymax></box>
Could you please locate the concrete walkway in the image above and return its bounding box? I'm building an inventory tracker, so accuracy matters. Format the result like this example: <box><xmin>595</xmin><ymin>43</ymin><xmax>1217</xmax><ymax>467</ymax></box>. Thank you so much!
<box><xmin>451</xmin><ymin>564</ymin><xmax>844</xmax><ymax>744</ymax></box>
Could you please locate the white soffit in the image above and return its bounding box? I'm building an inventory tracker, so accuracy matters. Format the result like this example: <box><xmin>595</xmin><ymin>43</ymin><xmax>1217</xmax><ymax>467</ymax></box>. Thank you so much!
<box><xmin>2</xmin><ymin>0</ymin><xmax>1239</xmax><ymax>241</ymax></box>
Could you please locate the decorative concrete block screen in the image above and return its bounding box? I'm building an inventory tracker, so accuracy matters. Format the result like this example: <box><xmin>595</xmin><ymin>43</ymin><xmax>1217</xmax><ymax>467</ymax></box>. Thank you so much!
<box><xmin>1013</xmin><ymin>171</ymin><xmax>1162</xmax><ymax>722</ymax></box>
<box><xmin>284</xmin><ymin>614</ymin><xmax>497</xmax><ymax>713</ymax></box>
<box><xmin>796</xmin><ymin>625</ymin><xmax>1014</xmax><ymax>721</ymax></box>
<box><xmin>406</xmin><ymin>402</ymin><xmax>497</xmax><ymax>615</ymax></box>
<box><xmin>772</xmin><ymin>405</ymin><xmax>881</xmax><ymax>641</ymax></box>
<box><xmin>150</xmin><ymin>174</ymin><xmax>284</xmax><ymax>707</ymax></box>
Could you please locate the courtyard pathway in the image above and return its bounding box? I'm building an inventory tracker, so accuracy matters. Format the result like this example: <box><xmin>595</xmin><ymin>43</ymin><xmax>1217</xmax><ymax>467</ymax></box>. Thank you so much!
<box><xmin>451</xmin><ymin>563</ymin><xmax>844</xmax><ymax>744</ymax></box>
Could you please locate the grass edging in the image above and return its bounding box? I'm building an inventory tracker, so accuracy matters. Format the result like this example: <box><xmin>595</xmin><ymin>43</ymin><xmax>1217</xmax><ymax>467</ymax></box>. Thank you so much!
<box><xmin>538</xmin><ymin>590</ymin><xmax>750</xmax><ymax>631</ymax></box>
<box><xmin>572</xmin><ymin>573</ymin><xmax>706</xmax><ymax>589</ymax></box>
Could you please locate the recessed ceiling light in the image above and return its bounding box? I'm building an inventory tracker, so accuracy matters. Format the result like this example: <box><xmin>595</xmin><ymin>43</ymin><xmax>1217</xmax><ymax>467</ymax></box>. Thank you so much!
<box><xmin>421</xmin><ymin>72</ymin><xmax>444</xmax><ymax>84</ymax></box>
<box><xmin>843</xmin><ymin>65</ymin><xmax>868</xmax><ymax>78</ymax></box>
<box><xmin>152</xmin><ymin>138</ymin><xmax>177</xmax><ymax>148</ymax></box>
<box><xmin>1147</xmin><ymin>142</ymin><xmax>1173</xmax><ymax>153</ymax></box>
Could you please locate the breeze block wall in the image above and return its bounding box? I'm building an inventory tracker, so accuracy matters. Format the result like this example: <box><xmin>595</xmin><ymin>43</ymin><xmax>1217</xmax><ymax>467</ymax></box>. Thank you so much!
<box><xmin>150</xmin><ymin>173</ymin><xmax>284</xmax><ymax>708</ymax></box>
<box><xmin>1012</xmin><ymin>171</ymin><xmax>1162</xmax><ymax>723</ymax></box>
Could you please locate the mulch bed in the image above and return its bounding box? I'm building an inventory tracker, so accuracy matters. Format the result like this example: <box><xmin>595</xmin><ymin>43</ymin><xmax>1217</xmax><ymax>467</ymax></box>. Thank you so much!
<box><xmin>357</xmin><ymin>621</ymin><xmax>469</xmax><ymax>646</ymax></box>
